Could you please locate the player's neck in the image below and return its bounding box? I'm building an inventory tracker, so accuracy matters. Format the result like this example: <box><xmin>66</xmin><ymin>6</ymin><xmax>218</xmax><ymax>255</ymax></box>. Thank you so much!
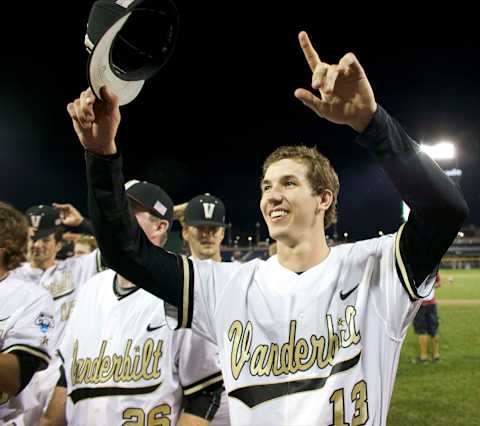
<box><xmin>30</xmin><ymin>258</ymin><xmax>56</xmax><ymax>271</ymax></box>
<box><xmin>192</xmin><ymin>251</ymin><xmax>222</xmax><ymax>262</ymax></box>
<box><xmin>276</xmin><ymin>236</ymin><xmax>330</xmax><ymax>273</ymax></box>
<box><xmin>117</xmin><ymin>274</ymin><xmax>136</xmax><ymax>289</ymax></box>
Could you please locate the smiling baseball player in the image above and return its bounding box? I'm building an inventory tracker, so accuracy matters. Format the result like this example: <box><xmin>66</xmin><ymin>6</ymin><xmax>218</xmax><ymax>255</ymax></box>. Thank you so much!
<box><xmin>69</xmin><ymin>33</ymin><xmax>468</xmax><ymax>425</ymax></box>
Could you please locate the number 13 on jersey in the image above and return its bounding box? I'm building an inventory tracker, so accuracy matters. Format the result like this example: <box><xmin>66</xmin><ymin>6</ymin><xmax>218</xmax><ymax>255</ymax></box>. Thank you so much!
<box><xmin>330</xmin><ymin>380</ymin><xmax>368</xmax><ymax>426</ymax></box>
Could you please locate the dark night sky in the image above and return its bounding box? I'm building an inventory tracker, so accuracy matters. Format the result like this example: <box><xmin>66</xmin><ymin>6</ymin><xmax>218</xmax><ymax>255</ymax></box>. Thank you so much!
<box><xmin>1</xmin><ymin>2</ymin><xmax>479</xmax><ymax>242</ymax></box>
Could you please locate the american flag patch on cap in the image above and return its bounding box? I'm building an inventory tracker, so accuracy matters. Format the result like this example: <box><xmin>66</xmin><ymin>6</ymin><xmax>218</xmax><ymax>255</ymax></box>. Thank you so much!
<box><xmin>154</xmin><ymin>201</ymin><xmax>167</xmax><ymax>216</ymax></box>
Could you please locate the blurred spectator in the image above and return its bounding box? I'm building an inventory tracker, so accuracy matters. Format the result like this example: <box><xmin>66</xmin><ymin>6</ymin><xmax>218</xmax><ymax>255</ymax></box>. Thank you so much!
<box><xmin>413</xmin><ymin>271</ymin><xmax>441</xmax><ymax>363</ymax></box>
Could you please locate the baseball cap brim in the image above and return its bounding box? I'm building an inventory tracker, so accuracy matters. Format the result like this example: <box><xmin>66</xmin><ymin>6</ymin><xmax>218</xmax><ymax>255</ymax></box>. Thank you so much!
<box><xmin>185</xmin><ymin>220</ymin><xmax>226</xmax><ymax>228</ymax></box>
<box><xmin>87</xmin><ymin>14</ymin><xmax>145</xmax><ymax>106</ymax></box>
<box><xmin>30</xmin><ymin>227</ymin><xmax>61</xmax><ymax>241</ymax></box>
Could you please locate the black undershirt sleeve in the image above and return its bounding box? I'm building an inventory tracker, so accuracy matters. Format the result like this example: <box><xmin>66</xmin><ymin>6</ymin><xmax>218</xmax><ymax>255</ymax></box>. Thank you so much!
<box><xmin>73</xmin><ymin>218</ymin><xmax>95</xmax><ymax>236</ymax></box>
<box><xmin>356</xmin><ymin>106</ymin><xmax>468</xmax><ymax>287</ymax></box>
<box><xmin>183</xmin><ymin>382</ymin><xmax>224</xmax><ymax>421</ymax></box>
<box><xmin>86</xmin><ymin>152</ymin><xmax>182</xmax><ymax>307</ymax></box>
<box><xmin>11</xmin><ymin>350</ymin><xmax>45</xmax><ymax>393</ymax></box>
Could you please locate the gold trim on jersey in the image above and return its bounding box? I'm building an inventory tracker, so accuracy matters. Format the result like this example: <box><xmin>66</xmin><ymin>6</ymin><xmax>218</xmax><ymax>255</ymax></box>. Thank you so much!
<box><xmin>3</xmin><ymin>344</ymin><xmax>50</xmax><ymax>365</ymax></box>
<box><xmin>228</xmin><ymin>306</ymin><xmax>361</xmax><ymax>380</ymax></box>
<box><xmin>180</xmin><ymin>255</ymin><xmax>190</xmax><ymax>329</ymax></box>
<box><xmin>43</xmin><ymin>271</ymin><xmax>74</xmax><ymax>300</ymax></box>
<box><xmin>183</xmin><ymin>372</ymin><xmax>223</xmax><ymax>396</ymax></box>
<box><xmin>395</xmin><ymin>223</ymin><xmax>419</xmax><ymax>300</ymax></box>
<box><xmin>71</xmin><ymin>338</ymin><xmax>163</xmax><ymax>385</ymax></box>
<box><xmin>95</xmin><ymin>249</ymin><xmax>105</xmax><ymax>272</ymax></box>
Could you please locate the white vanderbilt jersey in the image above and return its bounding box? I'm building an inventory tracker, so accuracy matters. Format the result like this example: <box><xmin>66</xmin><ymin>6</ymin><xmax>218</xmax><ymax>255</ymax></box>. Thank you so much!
<box><xmin>166</xmin><ymin>226</ymin><xmax>436</xmax><ymax>426</ymax></box>
<box><xmin>13</xmin><ymin>249</ymin><xmax>102</xmax><ymax>348</ymax></box>
<box><xmin>59</xmin><ymin>270</ymin><xmax>223</xmax><ymax>426</ymax></box>
<box><xmin>0</xmin><ymin>274</ymin><xmax>54</xmax><ymax>422</ymax></box>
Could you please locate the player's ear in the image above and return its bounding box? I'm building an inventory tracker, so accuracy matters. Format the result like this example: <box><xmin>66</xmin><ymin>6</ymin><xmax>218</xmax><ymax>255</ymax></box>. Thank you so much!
<box><xmin>156</xmin><ymin>220</ymin><xmax>169</xmax><ymax>235</ymax></box>
<box><xmin>55</xmin><ymin>240</ymin><xmax>63</xmax><ymax>253</ymax></box>
<box><xmin>315</xmin><ymin>189</ymin><xmax>333</xmax><ymax>215</ymax></box>
<box><xmin>181</xmin><ymin>225</ymin><xmax>190</xmax><ymax>241</ymax></box>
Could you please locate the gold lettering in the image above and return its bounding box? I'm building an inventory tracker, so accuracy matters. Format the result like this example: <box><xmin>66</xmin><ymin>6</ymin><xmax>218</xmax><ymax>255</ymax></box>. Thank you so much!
<box><xmin>228</xmin><ymin>310</ymin><xmax>361</xmax><ymax>380</ymax></box>
<box><xmin>122</xmin><ymin>340</ymin><xmax>133</xmax><ymax>381</ymax></box>
<box><xmin>325</xmin><ymin>315</ymin><xmax>341</xmax><ymax>365</ymax></box>
<box><xmin>293</xmin><ymin>338</ymin><xmax>310</xmax><ymax>371</ymax></box>
<box><xmin>71</xmin><ymin>338</ymin><xmax>164</xmax><ymax>386</ymax></box>
<box><xmin>342</xmin><ymin>306</ymin><xmax>361</xmax><ymax>346</ymax></box>
<box><xmin>91</xmin><ymin>341</ymin><xmax>107</xmax><ymax>384</ymax></box>
<box><xmin>150</xmin><ymin>340</ymin><xmax>163</xmax><ymax>380</ymax></box>
<box><xmin>142</xmin><ymin>339</ymin><xmax>157</xmax><ymax>380</ymax></box>
<box><xmin>228</xmin><ymin>320</ymin><xmax>251</xmax><ymax>380</ymax></box>
<box><xmin>100</xmin><ymin>349</ymin><xmax>112</xmax><ymax>381</ymax></box>
<box><xmin>279</xmin><ymin>321</ymin><xmax>297</xmax><ymax>374</ymax></box>
<box><xmin>250</xmin><ymin>344</ymin><xmax>270</xmax><ymax>376</ymax></box>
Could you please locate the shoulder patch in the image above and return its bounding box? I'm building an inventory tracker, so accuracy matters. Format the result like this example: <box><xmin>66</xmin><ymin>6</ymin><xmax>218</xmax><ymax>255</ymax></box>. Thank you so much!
<box><xmin>35</xmin><ymin>312</ymin><xmax>55</xmax><ymax>333</ymax></box>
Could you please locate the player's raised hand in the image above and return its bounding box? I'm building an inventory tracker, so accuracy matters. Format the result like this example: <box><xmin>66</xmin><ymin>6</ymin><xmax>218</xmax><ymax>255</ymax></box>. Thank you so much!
<box><xmin>294</xmin><ymin>31</ymin><xmax>377</xmax><ymax>133</ymax></box>
<box><xmin>67</xmin><ymin>86</ymin><xmax>120</xmax><ymax>155</ymax></box>
<box><xmin>173</xmin><ymin>202</ymin><xmax>188</xmax><ymax>226</ymax></box>
<box><xmin>52</xmin><ymin>203</ymin><xmax>84</xmax><ymax>227</ymax></box>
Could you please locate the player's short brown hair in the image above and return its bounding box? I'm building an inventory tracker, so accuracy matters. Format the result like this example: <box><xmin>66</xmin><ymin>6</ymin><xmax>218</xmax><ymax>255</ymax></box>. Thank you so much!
<box><xmin>262</xmin><ymin>146</ymin><xmax>340</xmax><ymax>229</ymax></box>
<box><xmin>0</xmin><ymin>202</ymin><xmax>28</xmax><ymax>270</ymax></box>
<box><xmin>76</xmin><ymin>234</ymin><xmax>98</xmax><ymax>252</ymax></box>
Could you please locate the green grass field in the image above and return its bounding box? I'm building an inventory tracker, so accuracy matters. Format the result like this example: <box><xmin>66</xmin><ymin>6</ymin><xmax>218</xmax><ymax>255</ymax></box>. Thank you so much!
<box><xmin>387</xmin><ymin>269</ymin><xmax>480</xmax><ymax>426</ymax></box>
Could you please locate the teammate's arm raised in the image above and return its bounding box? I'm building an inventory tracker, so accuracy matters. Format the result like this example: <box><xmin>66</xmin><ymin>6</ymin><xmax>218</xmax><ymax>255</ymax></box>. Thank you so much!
<box><xmin>67</xmin><ymin>87</ymin><xmax>183</xmax><ymax>307</ymax></box>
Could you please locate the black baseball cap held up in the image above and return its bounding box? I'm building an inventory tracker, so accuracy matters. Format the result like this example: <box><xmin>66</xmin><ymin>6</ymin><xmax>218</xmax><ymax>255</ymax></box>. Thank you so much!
<box><xmin>85</xmin><ymin>0</ymin><xmax>179</xmax><ymax>105</ymax></box>
<box><xmin>185</xmin><ymin>193</ymin><xmax>226</xmax><ymax>228</ymax></box>
<box><xmin>125</xmin><ymin>180</ymin><xmax>174</xmax><ymax>227</ymax></box>
<box><xmin>25</xmin><ymin>205</ymin><xmax>63</xmax><ymax>241</ymax></box>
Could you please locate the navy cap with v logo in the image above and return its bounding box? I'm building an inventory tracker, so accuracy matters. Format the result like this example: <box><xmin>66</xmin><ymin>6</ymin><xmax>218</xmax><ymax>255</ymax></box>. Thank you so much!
<box><xmin>25</xmin><ymin>205</ymin><xmax>63</xmax><ymax>241</ymax></box>
<box><xmin>184</xmin><ymin>194</ymin><xmax>226</xmax><ymax>228</ymax></box>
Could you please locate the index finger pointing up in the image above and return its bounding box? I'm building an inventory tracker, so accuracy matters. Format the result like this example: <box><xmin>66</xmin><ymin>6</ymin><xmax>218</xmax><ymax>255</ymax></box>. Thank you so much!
<box><xmin>298</xmin><ymin>31</ymin><xmax>320</xmax><ymax>72</ymax></box>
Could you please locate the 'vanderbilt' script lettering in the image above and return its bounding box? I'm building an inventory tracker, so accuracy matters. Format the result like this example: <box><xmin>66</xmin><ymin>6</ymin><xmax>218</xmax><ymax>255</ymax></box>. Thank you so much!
<box><xmin>228</xmin><ymin>306</ymin><xmax>360</xmax><ymax>380</ymax></box>
<box><xmin>71</xmin><ymin>338</ymin><xmax>163</xmax><ymax>385</ymax></box>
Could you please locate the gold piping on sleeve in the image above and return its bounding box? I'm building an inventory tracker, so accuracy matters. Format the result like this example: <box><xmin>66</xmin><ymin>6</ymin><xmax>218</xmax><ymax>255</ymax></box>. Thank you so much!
<box><xmin>3</xmin><ymin>345</ymin><xmax>50</xmax><ymax>364</ymax></box>
<box><xmin>183</xmin><ymin>374</ymin><xmax>223</xmax><ymax>396</ymax></box>
<box><xmin>395</xmin><ymin>223</ymin><xmax>419</xmax><ymax>300</ymax></box>
<box><xmin>180</xmin><ymin>255</ymin><xmax>190</xmax><ymax>329</ymax></box>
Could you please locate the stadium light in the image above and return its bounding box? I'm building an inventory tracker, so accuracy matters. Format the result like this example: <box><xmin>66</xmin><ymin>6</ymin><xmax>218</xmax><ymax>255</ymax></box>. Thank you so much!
<box><xmin>420</xmin><ymin>141</ymin><xmax>456</xmax><ymax>160</ymax></box>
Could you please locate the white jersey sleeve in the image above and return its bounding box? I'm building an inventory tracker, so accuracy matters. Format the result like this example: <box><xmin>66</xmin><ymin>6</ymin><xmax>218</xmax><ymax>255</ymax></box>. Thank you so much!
<box><xmin>176</xmin><ymin>330</ymin><xmax>223</xmax><ymax>398</ymax></box>
<box><xmin>165</xmin><ymin>258</ymin><xmax>243</xmax><ymax>345</ymax></box>
<box><xmin>0</xmin><ymin>276</ymin><xmax>53</xmax><ymax>362</ymax></box>
<box><xmin>352</xmin><ymin>225</ymin><xmax>436</xmax><ymax>339</ymax></box>
<box><xmin>0</xmin><ymin>275</ymin><xmax>54</xmax><ymax>421</ymax></box>
<box><xmin>39</xmin><ymin>249</ymin><xmax>103</xmax><ymax>348</ymax></box>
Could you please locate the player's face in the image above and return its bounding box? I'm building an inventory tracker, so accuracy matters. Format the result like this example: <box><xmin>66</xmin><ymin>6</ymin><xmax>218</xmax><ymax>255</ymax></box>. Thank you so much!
<box><xmin>260</xmin><ymin>159</ymin><xmax>325</xmax><ymax>244</ymax></box>
<box><xmin>29</xmin><ymin>230</ymin><xmax>61</xmax><ymax>267</ymax></box>
<box><xmin>183</xmin><ymin>225</ymin><xmax>224</xmax><ymax>260</ymax></box>
<box><xmin>134</xmin><ymin>211</ymin><xmax>168</xmax><ymax>248</ymax></box>
<box><xmin>74</xmin><ymin>242</ymin><xmax>91</xmax><ymax>257</ymax></box>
